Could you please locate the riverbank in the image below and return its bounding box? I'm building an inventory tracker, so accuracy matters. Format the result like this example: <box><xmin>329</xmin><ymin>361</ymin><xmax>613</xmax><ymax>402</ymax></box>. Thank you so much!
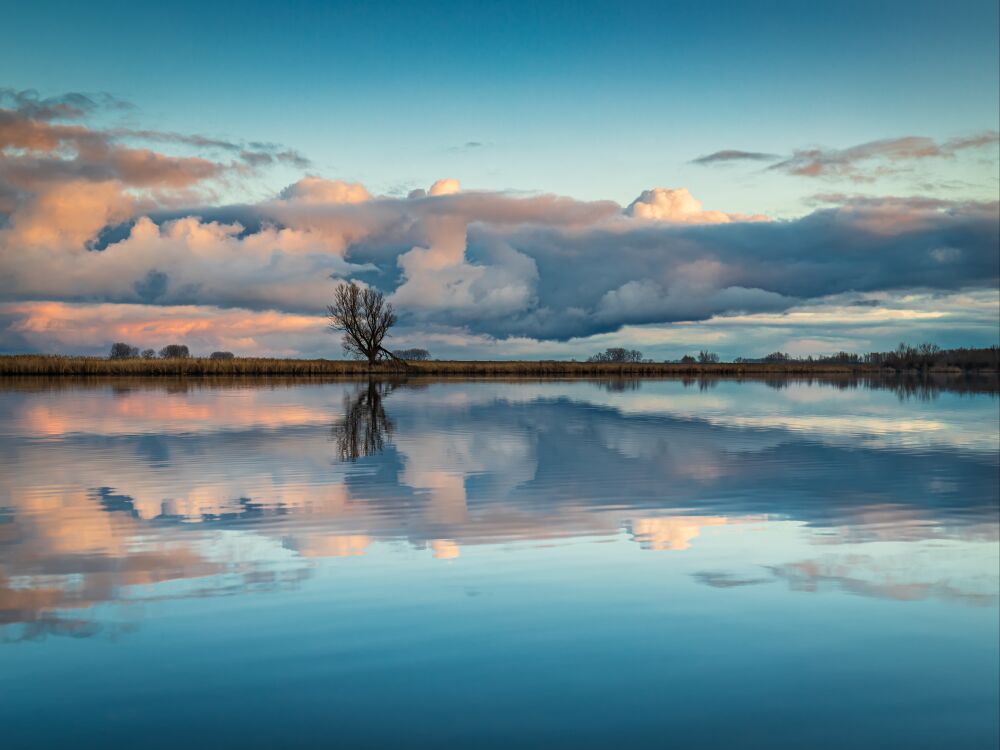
<box><xmin>0</xmin><ymin>354</ymin><xmax>995</xmax><ymax>377</ymax></box>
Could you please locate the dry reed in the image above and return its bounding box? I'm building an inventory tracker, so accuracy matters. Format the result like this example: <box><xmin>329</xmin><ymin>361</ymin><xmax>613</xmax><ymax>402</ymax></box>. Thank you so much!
<box><xmin>0</xmin><ymin>354</ymin><xmax>978</xmax><ymax>378</ymax></box>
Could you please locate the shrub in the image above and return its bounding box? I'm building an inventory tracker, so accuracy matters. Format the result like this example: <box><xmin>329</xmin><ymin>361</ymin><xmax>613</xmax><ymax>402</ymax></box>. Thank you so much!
<box><xmin>209</xmin><ymin>351</ymin><xmax>235</xmax><ymax>360</ymax></box>
<box><xmin>159</xmin><ymin>344</ymin><xmax>190</xmax><ymax>359</ymax></box>
<box><xmin>141</xmin><ymin>349</ymin><xmax>156</xmax><ymax>359</ymax></box>
<box><xmin>588</xmin><ymin>347</ymin><xmax>642</xmax><ymax>363</ymax></box>
<box><xmin>109</xmin><ymin>342</ymin><xmax>139</xmax><ymax>359</ymax></box>
<box><xmin>392</xmin><ymin>348</ymin><xmax>430</xmax><ymax>361</ymax></box>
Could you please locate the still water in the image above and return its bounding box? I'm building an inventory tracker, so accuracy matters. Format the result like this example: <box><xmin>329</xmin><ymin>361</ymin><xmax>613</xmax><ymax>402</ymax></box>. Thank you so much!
<box><xmin>1</xmin><ymin>377</ymin><xmax>997</xmax><ymax>748</ymax></box>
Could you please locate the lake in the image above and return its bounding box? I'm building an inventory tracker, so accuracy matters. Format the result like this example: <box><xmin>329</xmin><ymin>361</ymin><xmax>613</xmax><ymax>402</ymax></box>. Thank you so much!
<box><xmin>1</xmin><ymin>376</ymin><xmax>997</xmax><ymax>748</ymax></box>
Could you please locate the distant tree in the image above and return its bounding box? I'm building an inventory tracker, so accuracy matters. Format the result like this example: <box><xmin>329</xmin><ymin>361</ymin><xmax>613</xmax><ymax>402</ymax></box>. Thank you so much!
<box><xmin>141</xmin><ymin>349</ymin><xmax>156</xmax><ymax>360</ymax></box>
<box><xmin>392</xmin><ymin>348</ymin><xmax>430</xmax><ymax>361</ymax></box>
<box><xmin>764</xmin><ymin>351</ymin><xmax>791</xmax><ymax>362</ymax></box>
<box><xmin>209</xmin><ymin>351</ymin><xmax>235</xmax><ymax>360</ymax></box>
<box><xmin>109</xmin><ymin>342</ymin><xmax>139</xmax><ymax>359</ymax></box>
<box><xmin>679</xmin><ymin>354</ymin><xmax>697</xmax><ymax>364</ymax></box>
<box><xmin>327</xmin><ymin>281</ymin><xmax>398</xmax><ymax>365</ymax></box>
<box><xmin>698</xmin><ymin>350</ymin><xmax>720</xmax><ymax>364</ymax></box>
<box><xmin>159</xmin><ymin>344</ymin><xmax>190</xmax><ymax>359</ymax></box>
<box><xmin>588</xmin><ymin>347</ymin><xmax>643</xmax><ymax>363</ymax></box>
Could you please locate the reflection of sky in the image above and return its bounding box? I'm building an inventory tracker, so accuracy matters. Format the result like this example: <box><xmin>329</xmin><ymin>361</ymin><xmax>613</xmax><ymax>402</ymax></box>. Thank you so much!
<box><xmin>0</xmin><ymin>378</ymin><xmax>997</xmax><ymax>747</ymax></box>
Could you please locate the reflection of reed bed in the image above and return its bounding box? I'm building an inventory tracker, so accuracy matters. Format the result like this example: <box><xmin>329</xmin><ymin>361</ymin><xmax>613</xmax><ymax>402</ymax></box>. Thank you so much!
<box><xmin>4</xmin><ymin>354</ymin><xmax>998</xmax><ymax>377</ymax></box>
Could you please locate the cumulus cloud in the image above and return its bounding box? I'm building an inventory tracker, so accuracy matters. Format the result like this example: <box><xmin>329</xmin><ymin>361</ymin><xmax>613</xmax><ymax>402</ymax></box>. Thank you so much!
<box><xmin>278</xmin><ymin>176</ymin><xmax>371</xmax><ymax>204</ymax></box>
<box><xmin>625</xmin><ymin>187</ymin><xmax>768</xmax><ymax>223</ymax></box>
<box><xmin>429</xmin><ymin>177</ymin><xmax>461</xmax><ymax>196</ymax></box>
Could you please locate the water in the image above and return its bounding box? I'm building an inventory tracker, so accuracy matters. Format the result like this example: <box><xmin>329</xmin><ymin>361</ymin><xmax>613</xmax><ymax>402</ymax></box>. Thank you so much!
<box><xmin>1</xmin><ymin>376</ymin><xmax>997</xmax><ymax>749</ymax></box>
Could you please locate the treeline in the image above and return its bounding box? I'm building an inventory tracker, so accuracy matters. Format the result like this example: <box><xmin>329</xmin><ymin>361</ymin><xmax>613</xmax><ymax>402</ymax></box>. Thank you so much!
<box><xmin>733</xmin><ymin>344</ymin><xmax>999</xmax><ymax>371</ymax></box>
<box><xmin>110</xmin><ymin>342</ymin><xmax>234</xmax><ymax>360</ymax></box>
<box><xmin>581</xmin><ymin>344</ymin><xmax>998</xmax><ymax>371</ymax></box>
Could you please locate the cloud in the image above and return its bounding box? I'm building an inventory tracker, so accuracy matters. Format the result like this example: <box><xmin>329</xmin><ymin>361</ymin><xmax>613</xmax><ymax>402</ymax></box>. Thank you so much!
<box><xmin>429</xmin><ymin>177</ymin><xmax>461</xmax><ymax>196</ymax></box>
<box><xmin>1</xmin><ymin>300</ymin><xmax>324</xmax><ymax>356</ymax></box>
<box><xmin>769</xmin><ymin>132</ymin><xmax>1000</xmax><ymax>182</ymax></box>
<box><xmin>625</xmin><ymin>187</ymin><xmax>768</xmax><ymax>223</ymax></box>
<box><xmin>2</xmin><ymin>95</ymin><xmax>998</xmax><ymax>353</ymax></box>
<box><xmin>691</xmin><ymin>149</ymin><xmax>779</xmax><ymax>165</ymax></box>
<box><xmin>2</xmin><ymin>176</ymin><xmax>997</xmax><ymax>344</ymax></box>
<box><xmin>278</xmin><ymin>176</ymin><xmax>371</xmax><ymax>204</ymax></box>
<box><xmin>0</xmin><ymin>87</ymin><xmax>134</xmax><ymax>121</ymax></box>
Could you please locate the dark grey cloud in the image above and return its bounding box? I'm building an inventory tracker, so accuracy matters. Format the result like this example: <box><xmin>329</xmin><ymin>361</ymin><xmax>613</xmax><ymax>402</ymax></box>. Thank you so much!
<box><xmin>0</xmin><ymin>87</ymin><xmax>134</xmax><ymax>121</ymax></box>
<box><xmin>133</xmin><ymin>269</ymin><xmax>169</xmax><ymax>302</ymax></box>
<box><xmin>691</xmin><ymin>149</ymin><xmax>778</xmax><ymax>165</ymax></box>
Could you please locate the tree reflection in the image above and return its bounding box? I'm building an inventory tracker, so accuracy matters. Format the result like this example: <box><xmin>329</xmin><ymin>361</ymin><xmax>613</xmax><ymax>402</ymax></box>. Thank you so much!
<box><xmin>332</xmin><ymin>379</ymin><xmax>396</xmax><ymax>461</ymax></box>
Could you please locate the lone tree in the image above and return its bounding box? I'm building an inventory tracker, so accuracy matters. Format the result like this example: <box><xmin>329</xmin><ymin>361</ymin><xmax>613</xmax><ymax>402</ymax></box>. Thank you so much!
<box><xmin>327</xmin><ymin>281</ymin><xmax>398</xmax><ymax>365</ymax></box>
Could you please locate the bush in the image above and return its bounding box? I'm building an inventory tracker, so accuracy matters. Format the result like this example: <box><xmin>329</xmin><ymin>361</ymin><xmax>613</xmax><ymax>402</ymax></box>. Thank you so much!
<box><xmin>141</xmin><ymin>349</ymin><xmax>156</xmax><ymax>359</ymax></box>
<box><xmin>587</xmin><ymin>347</ymin><xmax>642</xmax><ymax>363</ymax></box>
<box><xmin>392</xmin><ymin>348</ymin><xmax>430</xmax><ymax>361</ymax></box>
<box><xmin>159</xmin><ymin>344</ymin><xmax>190</xmax><ymax>359</ymax></box>
<box><xmin>209</xmin><ymin>351</ymin><xmax>235</xmax><ymax>360</ymax></box>
<box><xmin>679</xmin><ymin>354</ymin><xmax>697</xmax><ymax>364</ymax></box>
<box><xmin>109</xmin><ymin>342</ymin><xmax>139</xmax><ymax>359</ymax></box>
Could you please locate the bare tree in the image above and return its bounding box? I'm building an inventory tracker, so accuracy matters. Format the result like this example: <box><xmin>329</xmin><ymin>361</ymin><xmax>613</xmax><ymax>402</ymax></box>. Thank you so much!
<box><xmin>697</xmin><ymin>350</ymin><xmax>720</xmax><ymax>364</ymax></box>
<box><xmin>327</xmin><ymin>281</ymin><xmax>398</xmax><ymax>365</ymax></box>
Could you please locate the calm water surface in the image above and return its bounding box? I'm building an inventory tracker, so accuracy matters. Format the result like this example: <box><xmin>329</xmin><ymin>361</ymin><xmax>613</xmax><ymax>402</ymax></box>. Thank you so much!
<box><xmin>1</xmin><ymin>377</ymin><xmax>997</xmax><ymax>748</ymax></box>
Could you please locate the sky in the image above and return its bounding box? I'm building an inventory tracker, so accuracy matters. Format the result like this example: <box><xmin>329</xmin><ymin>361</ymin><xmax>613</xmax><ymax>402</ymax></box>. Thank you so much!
<box><xmin>0</xmin><ymin>0</ymin><xmax>998</xmax><ymax>359</ymax></box>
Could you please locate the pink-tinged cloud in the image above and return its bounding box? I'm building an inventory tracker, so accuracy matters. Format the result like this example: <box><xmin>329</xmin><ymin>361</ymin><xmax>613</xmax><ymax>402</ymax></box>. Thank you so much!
<box><xmin>278</xmin><ymin>176</ymin><xmax>372</xmax><ymax>204</ymax></box>
<box><xmin>2</xmin><ymin>301</ymin><xmax>325</xmax><ymax>356</ymax></box>
<box><xmin>769</xmin><ymin>132</ymin><xmax>1000</xmax><ymax>182</ymax></box>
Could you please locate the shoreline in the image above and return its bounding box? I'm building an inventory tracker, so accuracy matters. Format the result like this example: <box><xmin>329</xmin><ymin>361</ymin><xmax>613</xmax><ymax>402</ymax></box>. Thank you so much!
<box><xmin>0</xmin><ymin>355</ymin><xmax>996</xmax><ymax>378</ymax></box>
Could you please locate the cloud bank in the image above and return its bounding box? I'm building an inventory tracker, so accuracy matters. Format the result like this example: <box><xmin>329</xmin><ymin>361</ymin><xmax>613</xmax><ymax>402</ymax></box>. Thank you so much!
<box><xmin>1</xmin><ymin>91</ymin><xmax>998</xmax><ymax>355</ymax></box>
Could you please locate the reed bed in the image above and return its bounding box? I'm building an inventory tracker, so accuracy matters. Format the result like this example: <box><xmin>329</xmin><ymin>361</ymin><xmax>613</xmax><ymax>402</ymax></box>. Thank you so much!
<box><xmin>1</xmin><ymin>354</ymin><xmax>982</xmax><ymax>378</ymax></box>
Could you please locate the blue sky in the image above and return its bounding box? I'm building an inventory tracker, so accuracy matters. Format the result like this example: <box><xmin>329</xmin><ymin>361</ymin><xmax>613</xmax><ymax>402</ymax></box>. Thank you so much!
<box><xmin>5</xmin><ymin>0</ymin><xmax>998</xmax><ymax>211</ymax></box>
<box><xmin>0</xmin><ymin>0</ymin><xmax>998</xmax><ymax>358</ymax></box>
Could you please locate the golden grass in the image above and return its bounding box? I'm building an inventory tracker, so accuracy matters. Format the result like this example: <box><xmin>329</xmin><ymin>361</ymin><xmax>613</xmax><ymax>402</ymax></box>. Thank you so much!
<box><xmin>0</xmin><ymin>354</ymin><xmax>915</xmax><ymax>377</ymax></box>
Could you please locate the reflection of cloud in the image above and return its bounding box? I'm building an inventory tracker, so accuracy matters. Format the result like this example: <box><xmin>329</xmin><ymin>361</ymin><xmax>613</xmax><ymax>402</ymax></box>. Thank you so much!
<box><xmin>431</xmin><ymin>540</ymin><xmax>461</xmax><ymax>559</ymax></box>
<box><xmin>769</xmin><ymin>555</ymin><xmax>998</xmax><ymax>606</ymax></box>
<box><xmin>12</xmin><ymin>380</ymin><xmax>329</xmax><ymax>437</ymax></box>
<box><xmin>692</xmin><ymin>571</ymin><xmax>772</xmax><ymax>588</ymax></box>
<box><xmin>629</xmin><ymin>516</ymin><xmax>730</xmax><ymax>551</ymax></box>
<box><xmin>289</xmin><ymin>534</ymin><xmax>370</xmax><ymax>558</ymax></box>
<box><xmin>2</xmin><ymin>379</ymin><xmax>997</xmax><ymax>638</ymax></box>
